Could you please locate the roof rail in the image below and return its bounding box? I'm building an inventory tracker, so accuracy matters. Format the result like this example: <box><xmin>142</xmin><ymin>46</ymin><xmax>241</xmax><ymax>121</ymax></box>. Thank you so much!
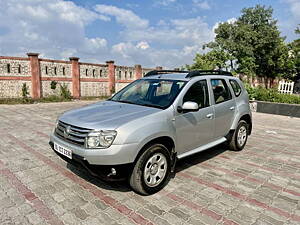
<box><xmin>144</xmin><ymin>69</ymin><xmax>233</xmax><ymax>78</ymax></box>
<box><xmin>144</xmin><ymin>70</ymin><xmax>189</xmax><ymax>77</ymax></box>
<box><xmin>185</xmin><ymin>70</ymin><xmax>233</xmax><ymax>78</ymax></box>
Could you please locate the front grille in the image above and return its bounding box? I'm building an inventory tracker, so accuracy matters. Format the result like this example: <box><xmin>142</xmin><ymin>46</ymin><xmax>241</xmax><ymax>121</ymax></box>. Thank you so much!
<box><xmin>55</xmin><ymin>121</ymin><xmax>91</xmax><ymax>147</ymax></box>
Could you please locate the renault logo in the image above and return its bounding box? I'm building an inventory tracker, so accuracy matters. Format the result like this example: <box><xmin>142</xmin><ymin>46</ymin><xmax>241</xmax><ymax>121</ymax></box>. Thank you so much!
<box><xmin>64</xmin><ymin>126</ymin><xmax>71</xmax><ymax>138</ymax></box>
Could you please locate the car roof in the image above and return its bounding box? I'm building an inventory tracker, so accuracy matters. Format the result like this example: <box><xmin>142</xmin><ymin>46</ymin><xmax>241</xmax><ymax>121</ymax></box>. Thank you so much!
<box><xmin>141</xmin><ymin>73</ymin><xmax>239</xmax><ymax>82</ymax></box>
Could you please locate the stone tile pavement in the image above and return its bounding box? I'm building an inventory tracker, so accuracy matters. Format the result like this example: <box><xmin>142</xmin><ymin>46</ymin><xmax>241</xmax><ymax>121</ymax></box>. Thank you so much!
<box><xmin>0</xmin><ymin>100</ymin><xmax>299</xmax><ymax>225</ymax></box>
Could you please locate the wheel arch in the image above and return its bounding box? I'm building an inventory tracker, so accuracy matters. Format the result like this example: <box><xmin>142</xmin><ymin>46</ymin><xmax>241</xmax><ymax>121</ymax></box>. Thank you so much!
<box><xmin>134</xmin><ymin>136</ymin><xmax>175</xmax><ymax>163</ymax></box>
<box><xmin>230</xmin><ymin>113</ymin><xmax>252</xmax><ymax>135</ymax></box>
<box><xmin>239</xmin><ymin>114</ymin><xmax>252</xmax><ymax>135</ymax></box>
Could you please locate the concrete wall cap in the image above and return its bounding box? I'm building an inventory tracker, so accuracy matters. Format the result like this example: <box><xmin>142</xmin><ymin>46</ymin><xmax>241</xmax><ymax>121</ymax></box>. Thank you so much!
<box><xmin>69</xmin><ymin>57</ymin><xmax>80</xmax><ymax>61</ymax></box>
<box><xmin>27</xmin><ymin>53</ymin><xmax>39</xmax><ymax>57</ymax></box>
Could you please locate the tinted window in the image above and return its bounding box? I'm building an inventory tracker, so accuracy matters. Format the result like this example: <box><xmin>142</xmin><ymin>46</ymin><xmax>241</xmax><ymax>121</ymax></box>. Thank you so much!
<box><xmin>183</xmin><ymin>80</ymin><xmax>209</xmax><ymax>108</ymax></box>
<box><xmin>211</xmin><ymin>79</ymin><xmax>232</xmax><ymax>104</ymax></box>
<box><xmin>110</xmin><ymin>79</ymin><xmax>186</xmax><ymax>109</ymax></box>
<box><xmin>229</xmin><ymin>80</ymin><xmax>242</xmax><ymax>97</ymax></box>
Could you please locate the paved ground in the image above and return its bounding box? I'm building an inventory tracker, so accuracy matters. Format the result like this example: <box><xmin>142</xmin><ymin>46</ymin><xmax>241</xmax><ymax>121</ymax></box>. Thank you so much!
<box><xmin>0</xmin><ymin>100</ymin><xmax>300</xmax><ymax>225</ymax></box>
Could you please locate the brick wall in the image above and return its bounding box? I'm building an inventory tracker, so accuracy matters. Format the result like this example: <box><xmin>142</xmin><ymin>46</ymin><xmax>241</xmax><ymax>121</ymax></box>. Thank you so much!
<box><xmin>0</xmin><ymin>54</ymin><xmax>161</xmax><ymax>99</ymax></box>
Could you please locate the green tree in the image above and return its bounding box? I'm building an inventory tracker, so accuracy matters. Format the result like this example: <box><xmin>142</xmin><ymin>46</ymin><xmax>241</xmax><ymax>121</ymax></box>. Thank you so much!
<box><xmin>289</xmin><ymin>25</ymin><xmax>300</xmax><ymax>75</ymax></box>
<box><xmin>186</xmin><ymin>49</ymin><xmax>231</xmax><ymax>70</ymax></box>
<box><xmin>206</xmin><ymin>5</ymin><xmax>290</xmax><ymax>86</ymax></box>
<box><xmin>296</xmin><ymin>25</ymin><xmax>300</xmax><ymax>35</ymax></box>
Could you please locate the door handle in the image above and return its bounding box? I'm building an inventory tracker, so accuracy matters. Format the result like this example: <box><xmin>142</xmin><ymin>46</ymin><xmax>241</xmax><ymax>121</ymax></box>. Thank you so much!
<box><xmin>230</xmin><ymin>106</ymin><xmax>235</xmax><ymax>110</ymax></box>
<box><xmin>206</xmin><ymin>113</ymin><xmax>213</xmax><ymax>119</ymax></box>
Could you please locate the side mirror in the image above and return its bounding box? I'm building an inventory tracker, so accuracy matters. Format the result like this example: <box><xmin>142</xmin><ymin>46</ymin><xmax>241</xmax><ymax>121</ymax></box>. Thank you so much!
<box><xmin>177</xmin><ymin>101</ymin><xmax>199</xmax><ymax>113</ymax></box>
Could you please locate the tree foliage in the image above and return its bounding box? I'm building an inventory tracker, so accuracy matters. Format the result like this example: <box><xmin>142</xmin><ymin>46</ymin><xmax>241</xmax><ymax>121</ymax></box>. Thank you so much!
<box><xmin>188</xmin><ymin>5</ymin><xmax>298</xmax><ymax>82</ymax></box>
<box><xmin>289</xmin><ymin>25</ymin><xmax>300</xmax><ymax>76</ymax></box>
<box><xmin>186</xmin><ymin>49</ymin><xmax>231</xmax><ymax>70</ymax></box>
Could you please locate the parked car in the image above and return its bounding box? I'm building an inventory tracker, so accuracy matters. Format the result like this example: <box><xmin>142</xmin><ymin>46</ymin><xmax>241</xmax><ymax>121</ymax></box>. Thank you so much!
<box><xmin>49</xmin><ymin>70</ymin><xmax>252</xmax><ymax>195</ymax></box>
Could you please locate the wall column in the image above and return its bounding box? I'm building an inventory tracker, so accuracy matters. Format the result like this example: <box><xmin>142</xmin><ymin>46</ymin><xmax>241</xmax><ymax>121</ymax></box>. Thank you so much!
<box><xmin>70</xmin><ymin>57</ymin><xmax>80</xmax><ymax>99</ymax></box>
<box><xmin>106</xmin><ymin>60</ymin><xmax>115</xmax><ymax>95</ymax></box>
<box><xmin>135</xmin><ymin>64</ymin><xmax>142</xmax><ymax>79</ymax></box>
<box><xmin>27</xmin><ymin>53</ymin><xmax>41</xmax><ymax>99</ymax></box>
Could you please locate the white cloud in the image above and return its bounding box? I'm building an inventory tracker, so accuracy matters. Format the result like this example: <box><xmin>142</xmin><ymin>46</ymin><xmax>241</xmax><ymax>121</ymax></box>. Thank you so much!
<box><xmin>136</xmin><ymin>41</ymin><xmax>150</xmax><ymax>50</ymax></box>
<box><xmin>124</xmin><ymin>17</ymin><xmax>214</xmax><ymax>47</ymax></box>
<box><xmin>193</xmin><ymin>0</ymin><xmax>211</xmax><ymax>10</ymax></box>
<box><xmin>95</xmin><ymin>4</ymin><xmax>148</xmax><ymax>29</ymax></box>
<box><xmin>0</xmin><ymin>1</ymin><xmax>215</xmax><ymax>68</ymax></box>
<box><xmin>0</xmin><ymin>0</ymin><xmax>109</xmax><ymax>61</ymax></box>
<box><xmin>279</xmin><ymin>0</ymin><xmax>300</xmax><ymax>41</ymax></box>
<box><xmin>285</xmin><ymin>0</ymin><xmax>300</xmax><ymax>19</ymax></box>
<box><xmin>95</xmin><ymin>4</ymin><xmax>214</xmax><ymax>68</ymax></box>
<box><xmin>155</xmin><ymin>0</ymin><xmax>176</xmax><ymax>6</ymax></box>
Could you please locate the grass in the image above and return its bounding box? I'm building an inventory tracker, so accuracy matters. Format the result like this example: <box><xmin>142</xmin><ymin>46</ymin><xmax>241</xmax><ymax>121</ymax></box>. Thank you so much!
<box><xmin>0</xmin><ymin>95</ymin><xmax>109</xmax><ymax>105</ymax></box>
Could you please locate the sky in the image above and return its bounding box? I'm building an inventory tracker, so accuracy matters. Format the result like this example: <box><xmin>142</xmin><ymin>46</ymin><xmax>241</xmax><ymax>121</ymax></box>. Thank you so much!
<box><xmin>0</xmin><ymin>0</ymin><xmax>299</xmax><ymax>68</ymax></box>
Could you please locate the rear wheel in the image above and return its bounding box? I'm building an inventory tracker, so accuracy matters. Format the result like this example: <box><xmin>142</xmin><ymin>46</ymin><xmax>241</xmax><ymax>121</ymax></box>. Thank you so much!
<box><xmin>129</xmin><ymin>144</ymin><xmax>171</xmax><ymax>195</ymax></box>
<box><xmin>228</xmin><ymin>120</ymin><xmax>249</xmax><ymax>151</ymax></box>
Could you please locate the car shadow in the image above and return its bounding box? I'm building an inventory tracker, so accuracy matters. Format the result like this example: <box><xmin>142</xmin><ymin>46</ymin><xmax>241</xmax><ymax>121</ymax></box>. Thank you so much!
<box><xmin>66</xmin><ymin>143</ymin><xmax>229</xmax><ymax>193</ymax></box>
<box><xmin>175</xmin><ymin>143</ymin><xmax>228</xmax><ymax>173</ymax></box>
<box><xmin>66</xmin><ymin>162</ymin><xmax>132</xmax><ymax>193</ymax></box>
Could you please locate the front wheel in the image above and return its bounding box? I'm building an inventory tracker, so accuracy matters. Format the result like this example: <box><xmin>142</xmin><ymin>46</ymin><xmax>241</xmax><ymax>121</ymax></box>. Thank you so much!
<box><xmin>129</xmin><ymin>144</ymin><xmax>171</xmax><ymax>195</ymax></box>
<box><xmin>228</xmin><ymin>120</ymin><xmax>249</xmax><ymax>151</ymax></box>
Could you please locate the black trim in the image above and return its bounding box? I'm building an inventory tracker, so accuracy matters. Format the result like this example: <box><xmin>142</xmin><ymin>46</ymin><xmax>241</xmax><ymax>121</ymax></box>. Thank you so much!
<box><xmin>144</xmin><ymin>70</ymin><xmax>233</xmax><ymax>78</ymax></box>
<box><xmin>186</xmin><ymin>70</ymin><xmax>232</xmax><ymax>78</ymax></box>
<box><xmin>49</xmin><ymin>142</ymin><xmax>133</xmax><ymax>181</ymax></box>
<box><xmin>144</xmin><ymin>70</ymin><xmax>189</xmax><ymax>77</ymax></box>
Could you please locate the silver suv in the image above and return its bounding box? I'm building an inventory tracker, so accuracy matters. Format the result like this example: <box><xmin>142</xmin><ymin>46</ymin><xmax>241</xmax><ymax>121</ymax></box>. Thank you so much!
<box><xmin>49</xmin><ymin>70</ymin><xmax>252</xmax><ymax>195</ymax></box>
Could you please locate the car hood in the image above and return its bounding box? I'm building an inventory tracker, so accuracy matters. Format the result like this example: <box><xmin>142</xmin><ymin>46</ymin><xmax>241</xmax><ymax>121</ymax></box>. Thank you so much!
<box><xmin>59</xmin><ymin>101</ymin><xmax>161</xmax><ymax>130</ymax></box>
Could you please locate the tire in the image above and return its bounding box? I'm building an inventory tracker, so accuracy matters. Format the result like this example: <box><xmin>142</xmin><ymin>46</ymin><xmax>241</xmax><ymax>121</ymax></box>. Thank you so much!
<box><xmin>228</xmin><ymin>120</ymin><xmax>249</xmax><ymax>151</ymax></box>
<box><xmin>129</xmin><ymin>143</ymin><xmax>171</xmax><ymax>195</ymax></box>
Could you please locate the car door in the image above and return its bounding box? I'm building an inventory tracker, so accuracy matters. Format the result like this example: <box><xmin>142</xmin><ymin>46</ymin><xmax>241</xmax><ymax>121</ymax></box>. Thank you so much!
<box><xmin>174</xmin><ymin>79</ymin><xmax>214</xmax><ymax>155</ymax></box>
<box><xmin>210</xmin><ymin>78</ymin><xmax>236</xmax><ymax>138</ymax></box>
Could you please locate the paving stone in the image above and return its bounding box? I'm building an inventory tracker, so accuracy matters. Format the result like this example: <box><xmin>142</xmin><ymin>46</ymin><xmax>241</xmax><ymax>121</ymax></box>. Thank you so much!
<box><xmin>1</xmin><ymin>102</ymin><xmax>300</xmax><ymax>225</ymax></box>
<box><xmin>146</xmin><ymin>203</ymin><xmax>165</xmax><ymax>216</ymax></box>
<box><xmin>92</xmin><ymin>199</ymin><xmax>109</xmax><ymax>210</ymax></box>
<box><xmin>26</xmin><ymin>212</ymin><xmax>44</xmax><ymax>225</ymax></box>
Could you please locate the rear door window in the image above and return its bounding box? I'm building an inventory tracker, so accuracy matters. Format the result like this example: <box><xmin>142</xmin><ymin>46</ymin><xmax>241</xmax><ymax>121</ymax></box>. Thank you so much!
<box><xmin>211</xmin><ymin>79</ymin><xmax>232</xmax><ymax>104</ymax></box>
<box><xmin>229</xmin><ymin>80</ymin><xmax>242</xmax><ymax>97</ymax></box>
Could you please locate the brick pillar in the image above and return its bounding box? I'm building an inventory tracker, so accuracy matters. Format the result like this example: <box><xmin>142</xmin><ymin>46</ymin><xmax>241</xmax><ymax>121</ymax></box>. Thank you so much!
<box><xmin>69</xmin><ymin>57</ymin><xmax>80</xmax><ymax>99</ymax></box>
<box><xmin>156</xmin><ymin>66</ymin><xmax>163</xmax><ymax>70</ymax></box>
<box><xmin>27</xmin><ymin>53</ymin><xmax>41</xmax><ymax>99</ymax></box>
<box><xmin>135</xmin><ymin>64</ymin><xmax>142</xmax><ymax>79</ymax></box>
<box><xmin>106</xmin><ymin>61</ymin><xmax>115</xmax><ymax>95</ymax></box>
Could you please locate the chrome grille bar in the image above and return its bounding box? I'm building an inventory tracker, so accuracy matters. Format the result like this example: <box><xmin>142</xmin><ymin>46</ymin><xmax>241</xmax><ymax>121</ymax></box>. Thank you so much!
<box><xmin>55</xmin><ymin>121</ymin><xmax>91</xmax><ymax>147</ymax></box>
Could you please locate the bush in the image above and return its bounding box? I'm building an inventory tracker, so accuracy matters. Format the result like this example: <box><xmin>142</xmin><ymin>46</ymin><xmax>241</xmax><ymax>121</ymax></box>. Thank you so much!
<box><xmin>60</xmin><ymin>84</ymin><xmax>72</xmax><ymax>99</ymax></box>
<box><xmin>21</xmin><ymin>83</ymin><xmax>29</xmax><ymax>98</ymax></box>
<box><xmin>50</xmin><ymin>81</ymin><xmax>58</xmax><ymax>90</ymax></box>
<box><xmin>245</xmin><ymin>84</ymin><xmax>300</xmax><ymax>104</ymax></box>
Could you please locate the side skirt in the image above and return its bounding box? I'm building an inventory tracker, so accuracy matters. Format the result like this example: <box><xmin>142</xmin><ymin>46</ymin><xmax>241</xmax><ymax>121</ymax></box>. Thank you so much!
<box><xmin>177</xmin><ymin>137</ymin><xmax>227</xmax><ymax>160</ymax></box>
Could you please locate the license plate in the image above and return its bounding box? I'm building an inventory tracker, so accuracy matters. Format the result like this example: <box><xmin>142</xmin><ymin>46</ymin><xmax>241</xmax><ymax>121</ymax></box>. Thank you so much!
<box><xmin>54</xmin><ymin>142</ymin><xmax>72</xmax><ymax>159</ymax></box>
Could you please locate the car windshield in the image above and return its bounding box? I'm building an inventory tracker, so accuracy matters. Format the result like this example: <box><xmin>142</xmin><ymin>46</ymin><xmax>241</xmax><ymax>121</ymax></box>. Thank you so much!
<box><xmin>109</xmin><ymin>79</ymin><xmax>187</xmax><ymax>109</ymax></box>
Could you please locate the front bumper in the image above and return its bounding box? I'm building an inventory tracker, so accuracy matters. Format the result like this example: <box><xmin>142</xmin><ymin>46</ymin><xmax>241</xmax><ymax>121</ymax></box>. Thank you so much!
<box><xmin>49</xmin><ymin>141</ymin><xmax>133</xmax><ymax>181</ymax></box>
<box><xmin>50</xmin><ymin>133</ymin><xmax>139</xmax><ymax>165</ymax></box>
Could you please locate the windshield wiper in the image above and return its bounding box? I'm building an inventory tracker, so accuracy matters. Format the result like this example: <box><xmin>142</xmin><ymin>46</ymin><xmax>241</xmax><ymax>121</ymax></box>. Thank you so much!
<box><xmin>115</xmin><ymin>100</ymin><xmax>136</xmax><ymax>105</ymax></box>
<box><xmin>139</xmin><ymin>103</ymin><xmax>163</xmax><ymax>109</ymax></box>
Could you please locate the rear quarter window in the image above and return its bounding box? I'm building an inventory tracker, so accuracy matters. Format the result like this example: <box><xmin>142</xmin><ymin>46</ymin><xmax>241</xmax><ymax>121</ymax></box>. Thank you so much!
<box><xmin>229</xmin><ymin>80</ymin><xmax>242</xmax><ymax>97</ymax></box>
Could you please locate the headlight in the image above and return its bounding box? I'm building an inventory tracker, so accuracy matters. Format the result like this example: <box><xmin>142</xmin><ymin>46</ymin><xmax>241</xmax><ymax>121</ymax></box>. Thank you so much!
<box><xmin>86</xmin><ymin>130</ymin><xmax>117</xmax><ymax>149</ymax></box>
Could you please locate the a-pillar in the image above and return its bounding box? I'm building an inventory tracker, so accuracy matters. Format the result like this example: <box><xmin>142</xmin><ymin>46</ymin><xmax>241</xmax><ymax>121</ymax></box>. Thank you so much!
<box><xmin>27</xmin><ymin>53</ymin><xmax>41</xmax><ymax>99</ymax></box>
<box><xmin>106</xmin><ymin>60</ymin><xmax>115</xmax><ymax>95</ymax></box>
<box><xmin>135</xmin><ymin>64</ymin><xmax>142</xmax><ymax>79</ymax></box>
<box><xmin>70</xmin><ymin>57</ymin><xmax>80</xmax><ymax>99</ymax></box>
